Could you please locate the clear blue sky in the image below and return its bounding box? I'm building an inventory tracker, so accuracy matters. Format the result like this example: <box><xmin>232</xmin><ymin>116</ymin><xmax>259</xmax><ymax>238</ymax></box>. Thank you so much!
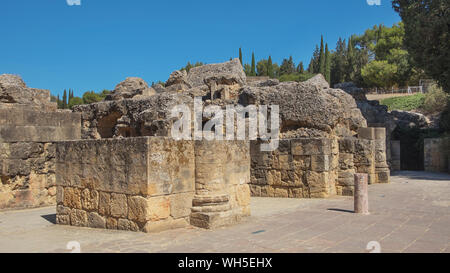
<box><xmin>0</xmin><ymin>0</ymin><xmax>400</xmax><ymax>97</ymax></box>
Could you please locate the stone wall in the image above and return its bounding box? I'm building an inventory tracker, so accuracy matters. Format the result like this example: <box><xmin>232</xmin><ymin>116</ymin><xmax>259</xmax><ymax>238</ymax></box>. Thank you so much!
<box><xmin>55</xmin><ymin>137</ymin><xmax>251</xmax><ymax>232</ymax></box>
<box><xmin>0</xmin><ymin>95</ymin><xmax>81</xmax><ymax>210</ymax></box>
<box><xmin>249</xmin><ymin>128</ymin><xmax>389</xmax><ymax>199</ymax></box>
<box><xmin>249</xmin><ymin>138</ymin><xmax>339</xmax><ymax>199</ymax></box>
<box><xmin>424</xmin><ymin>138</ymin><xmax>450</xmax><ymax>173</ymax></box>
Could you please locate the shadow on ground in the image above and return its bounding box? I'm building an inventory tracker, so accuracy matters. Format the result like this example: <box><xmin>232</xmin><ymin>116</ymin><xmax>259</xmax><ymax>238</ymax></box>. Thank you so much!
<box><xmin>41</xmin><ymin>214</ymin><xmax>56</xmax><ymax>224</ymax></box>
<box><xmin>391</xmin><ymin>171</ymin><xmax>450</xmax><ymax>181</ymax></box>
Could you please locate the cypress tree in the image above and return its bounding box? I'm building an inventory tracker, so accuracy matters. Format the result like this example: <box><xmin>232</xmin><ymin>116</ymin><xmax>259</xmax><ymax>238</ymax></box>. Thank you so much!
<box><xmin>267</xmin><ymin>56</ymin><xmax>273</xmax><ymax>78</ymax></box>
<box><xmin>297</xmin><ymin>62</ymin><xmax>304</xmax><ymax>74</ymax></box>
<box><xmin>308</xmin><ymin>58</ymin><xmax>315</xmax><ymax>73</ymax></box>
<box><xmin>319</xmin><ymin>35</ymin><xmax>325</xmax><ymax>75</ymax></box>
<box><xmin>239</xmin><ymin>48</ymin><xmax>243</xmax><ymax>65</ymax></box>
<box><xmin>325</xmin><ymin>44</ymin><xmax>331</xmax><ymax>84</ymax></box>
<box><xmin>251</xmin><ymin>52</ymin><xmax>256</xmax><ymax>76</ymax></box>
<box><xmin>62</xmin><ymin>89</ymin><xmax>67</xmax><ymax>109</ymax></box>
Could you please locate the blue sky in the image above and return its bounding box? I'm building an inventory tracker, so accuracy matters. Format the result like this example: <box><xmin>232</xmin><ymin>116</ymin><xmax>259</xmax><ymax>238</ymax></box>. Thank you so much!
<box><xmin>0</xmin><ymin>0</ymin><xmax>400</xmax><ymax>97</ymax></box>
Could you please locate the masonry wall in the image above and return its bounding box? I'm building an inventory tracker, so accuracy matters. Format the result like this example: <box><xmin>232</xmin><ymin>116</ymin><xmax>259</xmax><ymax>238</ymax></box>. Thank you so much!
<box><xmin>55</xmin><ymin>137</ymin><xmax>251</xmax><ymax>232</ymax></box>
<box><xmin>249</xmin><ymin>128</ymin><xmax>389</xmax><ymax>199</ymax></box>
<box><xmin>55</xmin><ymin>137</ymin><xmax>195</xmax><ymax>232</ymax></box>
<box><xmin>424</xmin><ymin>138</ymin><xmax>450</xmax><ymax>173</ymax></box>
<box><xmin>249</xmin><ymin>138</ymin><xmax>339</xmax><ymax>199</ymax></box>
<box><xmin>0</xmin><ymin>109</ymin><xmax>81</xmax><ymax>210</ymax></box>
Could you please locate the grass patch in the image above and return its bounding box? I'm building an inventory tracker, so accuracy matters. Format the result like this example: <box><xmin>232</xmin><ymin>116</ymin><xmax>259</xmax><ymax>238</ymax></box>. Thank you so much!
<box><xmin>380</xmin><ymin>93</ymin><xmax>425</xmax><ymax>111</ymax></box>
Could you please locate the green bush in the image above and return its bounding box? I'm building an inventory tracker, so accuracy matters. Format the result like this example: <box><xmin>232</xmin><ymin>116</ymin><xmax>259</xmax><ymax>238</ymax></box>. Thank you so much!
<box><xmin>380</xmin><ymin>93</ymin><xmax>425</xmax><ymax>111</ymax></box>
<box><xmin>422</xmin><ymin>84</ymin><xmax>449</xmax><ymax>114</ymax></box>
<box><xmin>279</xmin><ymin>73</ymin><xmax>315</xmax><ymax>83</ymax></box>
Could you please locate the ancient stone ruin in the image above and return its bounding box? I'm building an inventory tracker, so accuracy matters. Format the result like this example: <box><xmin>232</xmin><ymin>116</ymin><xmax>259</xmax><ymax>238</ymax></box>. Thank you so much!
<box><xmin>0</xmin><ymin>74</ymin><xmax>81</xmax><ymax>209</ymax></box>
<box><xmin>0</xmin><ymin>59</ymin><xmax>391</xmax><ymax>233</ymax></box>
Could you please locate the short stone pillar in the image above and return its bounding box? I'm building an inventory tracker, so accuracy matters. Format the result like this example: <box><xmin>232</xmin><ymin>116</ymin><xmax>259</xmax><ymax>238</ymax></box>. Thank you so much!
<box><xmin>190</xmin><ymin>140</ymin><xmax>251</xmax><ymax>229</ymax></box>
<box><xmin>354</xmin><ymin>173</ymin><xmax>369</xmax><ymax>215</ymax></box>
<box><xmin>374</xmin><ymin>128</ymin><xmax>390</xmax><ymax>183</ymax></box>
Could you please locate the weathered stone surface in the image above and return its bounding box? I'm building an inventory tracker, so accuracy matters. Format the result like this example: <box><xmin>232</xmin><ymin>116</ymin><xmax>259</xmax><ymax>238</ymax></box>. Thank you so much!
<box><xmin>110</xmin><ymin>193</ymin><xmax>128</xmax><ymax>218</ymax></box>
<box><xmin>304</xmin><ymin>74</ymin><xmax>329</xmax><ymax>90</ymax></box>
<box><xmin>186</xmin><ymin>58</ymin><xmax>246</xmax><ymax>88</ymax></box>
<box><xmin>105</xmin><ymin>77</ymin><xmax>155</xmax><ymax>101</ymax></box>
<box><xmin>391</xmin><ymin>110</ymin><xmax>431</xmax><ymax>129</ymax></box>
<box><xmin>239</xmin><ymin>81</ymin><xmax>366</xmax><ymax>138</ymax></box>
<box><xmin>169</xmin><ymin>192</ymin><xmax>194</xmax><ymax>219</ymax></box>
<box><xmin>0</xmin><ymin>74</ymin><xmax>56</xmax><ymax>111</ymax></box>
<box><xmin>70</xmin><ymin>209</ymin><xmax>88</xmax><ymax>227</ymax></box>
<box><xmin>88</xmin><ymin>212</ymin><xmax>106</xmax><ymax>228</ymax></box>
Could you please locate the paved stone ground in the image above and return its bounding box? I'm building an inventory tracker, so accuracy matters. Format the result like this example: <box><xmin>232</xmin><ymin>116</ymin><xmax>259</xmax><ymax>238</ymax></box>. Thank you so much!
<box><xmin>0</xmin><ymin>171</ymin><xmax>449</xmax><ymax>253</ymax></box>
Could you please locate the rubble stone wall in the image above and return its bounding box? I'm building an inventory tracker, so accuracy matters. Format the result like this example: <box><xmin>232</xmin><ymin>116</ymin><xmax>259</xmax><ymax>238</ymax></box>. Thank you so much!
<box><xmin>0</xmin><ymin>109</ymin><xmax>81</xmax><ymax>210</ymax></box>
<box><xmin>55</xmin><ymin>137</ymin><xmax>251</xmax><ymax>232</ymax></box>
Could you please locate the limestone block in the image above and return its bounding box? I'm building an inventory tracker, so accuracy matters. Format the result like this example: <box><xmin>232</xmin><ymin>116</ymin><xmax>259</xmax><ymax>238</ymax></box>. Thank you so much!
<box><xmin>117</xmin><ymin>219</ymin><xmax>139</xmax><ymax>231</ymax></box>
<box><xmin>169</xmin><ymin>192</ymin><xmax>194</xmax><ymax>219</ymax></box>
<box><xmin>98</xmin><ymin>192</ymin><xmax>110</xmax><ymax>216</ymax></box>
<box><xmin>339</xmin><ymin>153</ymin><xmax>354</xmax><ymax>170</ymax></box>
<box><xmin>147</xmin><ymin>196</ymin><xmax>171</xmax><ymax>221</ymax></box>
<box><xmin>56</xmin><ymin>187</ymin><xmax>64</xmax><ymax>205</ymax></box>
<box><xmin>311</xmin><ymin>155</ymin><xmax>330</xmax><ymax>172</ymax></box>
<box><xmin>88</xmin><ymin>212</ymin><xmax>106</xmax><ymax>229</ymax></box>
<box><xmin>70</xmin><ymin>209</ymin><xmax>88</xmax><ymax>227</ymax></box>
<box><xmin>291</xmin><ymin>138</ymin><xmax>331</xmax><ymax>156</ymax></box>
<box><xmin>81</xmin><ymin>189</ymin><xmax>99</xmax><ymax>211</ymax></box>
<box><xmin>339</xmin><ymin>138</ymin><xmax>355</xmax><ymax>153</ymax></box>
<box><xmin>235</xmin><ymin>184</ymin><xmax>251</xmax><ymax>207</ymax></box>
<box><xmin>306</xmin><ymin>171</ymin><xmax>329</xmax><ymax>198</ymax></box>
<box><xmin>358</xmin><ymin>127</ymin><xmax>375</xmax><ymax>140</ymax></box>
<box><xmin>110</xmin><ymin>193</ymin><xmax>128</xmax><ymax>218</ymax></box>
<box><xmin>106</xmin><ymin>217</ymin><xmax>118</xmax><ymax>229</ymax></box>
<box><xmin>63</xmin><ymin>187</ymin><xmax>82</xmax><ymax>209</ymax></box>
<box><xmin>56</xmin><ymin>215</ymin><xmax>70</xmax><ymax>225</ymax></box>
<box><xmin>143</xmin><ymin>218</ymin><xmax>189</xmax><ymax>233</ymax></box>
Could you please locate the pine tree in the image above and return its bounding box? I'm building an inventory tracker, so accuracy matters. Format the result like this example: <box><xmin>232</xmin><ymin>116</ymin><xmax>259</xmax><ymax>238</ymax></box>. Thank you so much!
<box><xmin>239</xmin><ymin>48</ymin><xmax>243</xmax><ymax>65</ymax></box>
<box><xmin>319</xmin><ymin>35</ymin><xmax>325</xmax><ymax>75</ymax></box>
<box><xmin>251</xmin><ymin>52</ymin><xmax>256</xmax><ymax>76</ymax></box>
<box><xmin>325</xmin><ymin>44</ymin><xmax>331</xmax><ymax>84</ymax></box>
<box><xmin>267</xmin><ymin>56</ymin><xmax>273</xmax><ymax>78</ymax></box>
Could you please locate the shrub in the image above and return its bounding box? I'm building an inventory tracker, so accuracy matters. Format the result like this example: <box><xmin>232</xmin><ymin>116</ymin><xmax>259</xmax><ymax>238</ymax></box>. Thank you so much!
<box><xmin>380</xmin><ymin>93</ymin><xmax>425</xmax><ymax>111</ymax></box>
<box><xmin>422</xmin><ymin>84</ymin><xmax>449</xmax><ymax>114</ymax></box>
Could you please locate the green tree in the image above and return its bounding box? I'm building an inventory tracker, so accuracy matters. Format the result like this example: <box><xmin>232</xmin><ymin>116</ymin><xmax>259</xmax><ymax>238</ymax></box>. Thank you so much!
<box><xmin>324</xmin><ymin>44</ymin><xmax>331</xmax><ymax>84</ymax></box>
<box><xmin>330</xmin><ymin>37</ymin><xmax>347</xmax><ymax>85</ymax></box>
<box><xmin>297</xmin><ymin>62</ymin><xmax>304</xmax><ymax>74</ymax></box>
<box><xmin>280</xmin><ymin>56</ymin><xmax>296</xmax><ymax>76</ymax></box>
<box><xmin>239</xmin><ymin>48</ymin><xmax>243</xmax><ymax>65</ymax></box>
<box><xmin>267</xmin><ymin>56</ymin><xmax>274</xmax><ymax>78</ymax></box>
<box><xmin>361</xmin><ymin>60</ymin><xmax>398</xmax><ymax>88</ymax></box>
<box><xmin>392</xmin><ymin>0</ymin><xmax>450</xmax><ymax>92</ymax></box>
<box><xmin>62</xmin><ymin>89</ymin><xmax>67</xmax><ymax>109</ymax></box>
<box><xmin>251</xmin><ymin>52</ymin><xmax>256</xmax><ymax>76</ymax></box>
<box><xmin>68</xmin><ymin>97</ymin><xmax>84</xmax><ymax>109</ymax></box>
<box><xmin>256</xmin><ymin>59</ymin><xmax>268</xmax><ymax>76</ymax></box>
<box><xmin>319</xmin><ymin>35</ymin><xmax>325</xmax><ymax>75</ymax></box>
